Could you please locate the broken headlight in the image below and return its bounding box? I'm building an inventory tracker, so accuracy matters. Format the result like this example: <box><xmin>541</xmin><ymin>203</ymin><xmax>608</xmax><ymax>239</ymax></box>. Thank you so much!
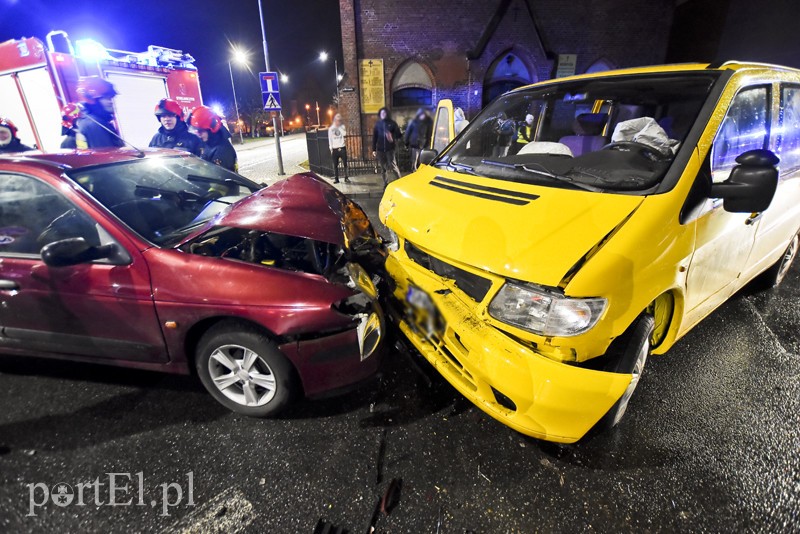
<box><xmin>385</xmin><ymin>229</ymin><xmax>400</xmax><ymax>252</ymax></box>
<box><xmin>488</xmin><ymin>282</ymin><xmax>606</xmax><ymax>337</ymax></box>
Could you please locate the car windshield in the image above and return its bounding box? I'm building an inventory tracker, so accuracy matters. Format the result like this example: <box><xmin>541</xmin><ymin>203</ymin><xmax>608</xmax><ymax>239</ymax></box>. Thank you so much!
<box><xmin>438</xmin><ymin>72</ymin><xmax>720</xmax><ymax>193</ymax></box>
<box><xmin>68</xmin><ymin>155</ymin><xmax>261</xmax><ymax>246</ymax></box>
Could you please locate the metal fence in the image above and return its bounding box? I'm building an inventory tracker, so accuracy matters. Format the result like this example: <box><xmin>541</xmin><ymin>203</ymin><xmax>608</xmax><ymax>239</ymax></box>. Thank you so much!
<box><xmin>306</xmin><ymin>128</ymin><xmax>411</xmax><ymax>177</ymax></box>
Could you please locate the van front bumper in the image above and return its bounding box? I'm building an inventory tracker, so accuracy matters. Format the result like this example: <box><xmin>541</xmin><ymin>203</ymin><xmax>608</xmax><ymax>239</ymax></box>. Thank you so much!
<box><xmin>386</xmin><ymin>254</ymin><xmax>632</xmax><ymax>444</ymax></box>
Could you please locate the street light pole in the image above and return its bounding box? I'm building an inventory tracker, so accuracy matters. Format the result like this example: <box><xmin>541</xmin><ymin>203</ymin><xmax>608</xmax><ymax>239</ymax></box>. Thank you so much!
<box><xmin>334</xmin><ymin>59</ymin><xmax>339</xmax><ymax>107</ymax></box>
<box><xmin>257</xmin><ymin>0</ymin><xmax>284</xmax><ymax>175</ymax></box>
<box><xmin>315</xmin><ymin>101</ymin><xmax>320</xmax><ymax>126</ymax></box>
<box><xmin>228</xmin><ymin>60</ymin><xmax>244</xmax><ymax>145</ymax></box>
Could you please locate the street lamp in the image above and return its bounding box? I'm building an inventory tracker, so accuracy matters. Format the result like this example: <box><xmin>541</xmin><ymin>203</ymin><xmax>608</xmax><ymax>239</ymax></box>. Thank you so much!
<box><xmin>228</xmin><ymin>47</ymin><xmax>248</xmax><ymax>144</ymax></box>
<box><xmin>305</xmin><ymin>103</ymin><xmax>311</xmax><ymax>127</ymax></box>
<box><xmin>315</xmin><ymin>101</ymin><xmax>320</xmax><ymax>126</ymax></box>
<box><xmin>319</xmin><ymin>51</ymin><xmax>341</xmax><ymax>107</ymax></box>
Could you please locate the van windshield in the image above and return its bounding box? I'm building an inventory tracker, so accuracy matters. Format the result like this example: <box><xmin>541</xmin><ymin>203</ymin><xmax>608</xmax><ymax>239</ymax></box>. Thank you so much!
<box><xmin>438</xmin><ymin>72</ymin><xmax>720</xmax><ymax>193</ymax></box>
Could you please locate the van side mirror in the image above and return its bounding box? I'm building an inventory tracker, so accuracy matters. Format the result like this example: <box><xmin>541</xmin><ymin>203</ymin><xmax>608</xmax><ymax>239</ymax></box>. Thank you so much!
<box><xmin>419</xmin><ymin>149</ymin><xmax>438</xmax><ymax>166</ymax></box>
<box><xmin>710</xmin><ymin>149</ymin><xmax>779</xmax><ymax>213</ymax></box>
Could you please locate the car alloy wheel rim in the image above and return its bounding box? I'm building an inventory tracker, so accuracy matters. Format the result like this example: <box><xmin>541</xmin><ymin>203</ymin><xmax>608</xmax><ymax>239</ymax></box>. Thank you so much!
<box><xmin>207</xmin><ymin>344</ymin><xmax>277</xmax><ymax>407</ymax></box>
<box><xmin>777</xmin><ymin>235</ymin><xmax>798</xmax><ymax>285</ymax></box>
<box><xmin>612</xmin><ymin>338</ymin><xmax>650</xmax><ymax>426</ymax></box>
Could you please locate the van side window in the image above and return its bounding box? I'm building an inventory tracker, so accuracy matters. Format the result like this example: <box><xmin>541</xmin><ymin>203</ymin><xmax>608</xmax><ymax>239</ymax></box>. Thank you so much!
<box><xmin>778</xmin><ymin>85</ymin><xmax>800</xmax><ymax>174</ymax></box>
<box><xmin>711</xmin><ymin>87</ymin><xmax>770</xmax><ymax>183</ymax></box>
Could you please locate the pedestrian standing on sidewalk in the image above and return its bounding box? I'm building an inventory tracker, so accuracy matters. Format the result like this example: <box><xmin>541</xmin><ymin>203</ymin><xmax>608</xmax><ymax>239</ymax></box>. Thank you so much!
<box><xmin>404</xmin><ymin>107</ymin><xmax>433</xmax><ymax>171</ymax></box>
<box><xmin>328</xmin><ymin>113</ymin><xmax>350</xmax><ymax>184</ymax></box>
<box><xmin>372</xmin><ymin>107</ymin><xmax>402</xmax><ymax>185</ymax></box>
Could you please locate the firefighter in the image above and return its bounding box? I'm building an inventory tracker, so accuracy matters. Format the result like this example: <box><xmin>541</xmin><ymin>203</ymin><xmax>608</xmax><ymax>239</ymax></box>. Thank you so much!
<box><xmin>0</xmin><ymin>117</ymin><xmax>34</xmax><ymax>153</ymax></box>
<box><xmin>512</xmin><ymin>113</ymin><xmax>535</xmax><ymax>154</ymax></box>
<box><xmin>188</xmin><ymin>106</ymin><xmax>237</xmax><ymax>172</ymax></box>
<box><xmin>60</xmin><ymin>103</ymin><xmax>81</xmax><ymax>149</ymax></box>
<box><xmin>75</xmin><ymin>76</ymin><xmax>124</xmax><ymax>149</ymax></box>
<box><xmin>149</xmin><ymin>98</ymin><xmax>202</xmax><ymax>156</ymax></box>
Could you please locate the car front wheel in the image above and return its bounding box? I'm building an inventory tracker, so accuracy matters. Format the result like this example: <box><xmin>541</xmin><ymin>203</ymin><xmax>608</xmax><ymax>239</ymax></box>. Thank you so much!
<box><xmin>599</xmin><ymin>314</ymin><xmax>655</xmax><ymax>430</ymax></box>
<box><xmin>195</xmin><ymin>323</ymin><xmax>296</xmax><ymax>416</ymax></box>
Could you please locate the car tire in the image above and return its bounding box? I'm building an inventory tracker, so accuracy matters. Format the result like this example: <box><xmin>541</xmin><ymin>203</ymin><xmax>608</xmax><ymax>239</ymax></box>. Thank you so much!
<box><xmin>598</xmin><ymin>314</ymin><xmax>655</xmax><ymax>430</ymax></box>
<box><xmin>759</xmin><ymin>232</ymin><xmax>799</xmax><ymax>289</ymax></box>
<box><xmin>195</xmin><ymin>322</ymin><xmax>297</xmax><ymax>417</ymax></box>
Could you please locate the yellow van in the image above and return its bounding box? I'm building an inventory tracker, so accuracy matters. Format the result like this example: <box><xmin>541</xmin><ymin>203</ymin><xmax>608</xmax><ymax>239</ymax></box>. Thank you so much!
<box><xmin>379</xmin><ymin>62</ymin><xmax>800</xmax><ymax>443</ymax></box>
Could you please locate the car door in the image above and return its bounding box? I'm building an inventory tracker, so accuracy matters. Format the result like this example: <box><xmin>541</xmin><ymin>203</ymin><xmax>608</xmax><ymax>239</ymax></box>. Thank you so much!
<box><xmin>743</xmin><ymin>82</ymin><xmax>800</xmax><ymax>277</ymax></box>
<box><xmin>685</xmin><ymin>85</ymin><xmax>772</xmax><ymax>315</ymax></box>
<box><xmin>0</xmin><ymin>172</ymin><xmax>168</xmax><ymax>362</ymax></box>
<box><xmin>431</xmin><ymin>99</ymin><xmax>455</xmax><ymax>152</ymax></box>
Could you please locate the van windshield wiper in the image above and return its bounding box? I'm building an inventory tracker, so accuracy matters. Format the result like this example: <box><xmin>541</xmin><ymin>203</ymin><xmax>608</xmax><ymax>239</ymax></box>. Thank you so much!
<box><xmin>433</xmin><ymin>160</ymin><xmax>478</xmax><ymax>176</ymax></box>
<box><xmin>479</xmin><ymin>159</ymin><xmax>598</xmax><ymax>192</ymax></box>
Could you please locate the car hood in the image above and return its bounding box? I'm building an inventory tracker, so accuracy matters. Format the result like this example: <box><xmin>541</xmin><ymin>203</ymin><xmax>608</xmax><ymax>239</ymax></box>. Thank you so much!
<box><xmin>381</xmin><ymin>169</ymin><xmax>644</xmax><ymax>287</ymax></box>
<box><xmin>212</xmin><ymin>172</ymin><xmax>365</xmax><ymax>246</ymax></box>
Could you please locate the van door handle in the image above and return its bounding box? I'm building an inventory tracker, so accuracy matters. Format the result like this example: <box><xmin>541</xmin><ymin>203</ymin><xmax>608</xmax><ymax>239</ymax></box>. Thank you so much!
<box><xmin>0</xmin><ymin>280</ymin><xmax>20</xmax><ymax>290</ymax></box>
<box><xmin>745</xmin><ymin>212</ymin><xmax>762</xmax><ymax>226</ymax></box>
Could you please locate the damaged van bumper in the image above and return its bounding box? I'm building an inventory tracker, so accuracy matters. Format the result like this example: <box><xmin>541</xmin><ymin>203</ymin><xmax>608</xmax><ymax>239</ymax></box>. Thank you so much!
<box><xmin>386</xmin><ymin>254</ymin><xmax>632</xmax><ymax>444</ymax></box>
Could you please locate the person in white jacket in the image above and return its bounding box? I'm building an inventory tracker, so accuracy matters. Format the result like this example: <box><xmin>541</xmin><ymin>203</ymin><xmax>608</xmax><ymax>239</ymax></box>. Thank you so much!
<box><xmin>454</xmin><ymin>107</ymin><xmax>469</xmax><ymax>135</ymax></box>
<box><xmin>328</xmin><ymin>113</ymin><xmax>350</xmax><ymax>183</ymax></box>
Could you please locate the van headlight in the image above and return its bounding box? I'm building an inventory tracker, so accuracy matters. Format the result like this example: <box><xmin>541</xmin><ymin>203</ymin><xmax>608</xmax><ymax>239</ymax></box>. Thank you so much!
<box><xmin>384</xmin><ymin>229</ymin><xmax>400</xmax><ymax>252</ymax></box>
<box><xmin>488</xmin><ymin>282</ymin><xmax>607</xmax><ymax>336</ymax></box>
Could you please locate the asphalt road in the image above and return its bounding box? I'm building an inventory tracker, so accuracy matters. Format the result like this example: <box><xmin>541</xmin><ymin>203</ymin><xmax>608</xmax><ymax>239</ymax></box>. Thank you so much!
<box><xmin>0</xmin><ymin>199</ymin><xmax>798</xmax><ymax>533</ymax></box>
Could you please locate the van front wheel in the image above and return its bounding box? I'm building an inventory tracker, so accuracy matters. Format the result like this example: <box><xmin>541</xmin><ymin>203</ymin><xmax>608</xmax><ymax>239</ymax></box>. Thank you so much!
<box><xmin>599</xmin><ymin>314</ymin><xmax>655</xmax><ymax>430</ymax></box>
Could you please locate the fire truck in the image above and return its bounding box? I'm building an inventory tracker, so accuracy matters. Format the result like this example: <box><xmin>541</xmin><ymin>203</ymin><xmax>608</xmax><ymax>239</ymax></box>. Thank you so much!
<box><xmin>0</xmin><ymin>31</ymin><xmax>203</xmax><ymax>151</ymax></box>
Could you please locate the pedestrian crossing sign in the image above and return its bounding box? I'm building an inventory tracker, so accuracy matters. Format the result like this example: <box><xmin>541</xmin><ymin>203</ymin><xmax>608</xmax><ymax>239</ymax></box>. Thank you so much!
<box><xmin>259</xmin><ymin>72</ymin><xmax>282</xmax><ymax>111</ymax></box>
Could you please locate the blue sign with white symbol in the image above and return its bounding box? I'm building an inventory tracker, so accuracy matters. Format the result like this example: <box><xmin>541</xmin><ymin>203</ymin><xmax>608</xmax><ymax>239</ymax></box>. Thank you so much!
<box><xmin>259</xmin><ymin>72</ymin><xmax>281</xmax><ymax>111</ymax></box>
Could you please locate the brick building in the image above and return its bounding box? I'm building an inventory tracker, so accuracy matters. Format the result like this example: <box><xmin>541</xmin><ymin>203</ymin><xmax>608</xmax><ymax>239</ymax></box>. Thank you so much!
<box><xmin>338</xmin><ymin>0</ymin><xmax>675</xmax><ymax>140</ymax></box>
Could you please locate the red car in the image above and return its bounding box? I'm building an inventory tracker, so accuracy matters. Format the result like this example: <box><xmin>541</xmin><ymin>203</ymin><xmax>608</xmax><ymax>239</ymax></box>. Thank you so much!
<box><xmin>0</xmin><ymin>149</ymin><xmax>385</xmax><ymax>416</ymax></box>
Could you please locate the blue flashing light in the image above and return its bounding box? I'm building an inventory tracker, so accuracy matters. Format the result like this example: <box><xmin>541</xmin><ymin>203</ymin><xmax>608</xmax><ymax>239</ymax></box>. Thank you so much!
<box><xmin>74</xmin><ymin>39</ymin><xmax>110</xmax><ymax>61</ymax></box>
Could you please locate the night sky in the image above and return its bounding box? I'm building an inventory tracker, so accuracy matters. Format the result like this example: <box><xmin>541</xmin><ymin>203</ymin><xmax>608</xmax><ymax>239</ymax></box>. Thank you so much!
<box><xmin>0</xmin><ymin>0</ymin><xmax>343</xmax><ymax>118</ymax></box>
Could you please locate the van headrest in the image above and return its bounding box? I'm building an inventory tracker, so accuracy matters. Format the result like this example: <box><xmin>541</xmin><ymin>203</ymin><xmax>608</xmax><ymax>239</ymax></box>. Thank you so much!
<box><xmin>573</xmin><ymin>113</ymin><xmax>608</xmax><ymax>136</ymax></box>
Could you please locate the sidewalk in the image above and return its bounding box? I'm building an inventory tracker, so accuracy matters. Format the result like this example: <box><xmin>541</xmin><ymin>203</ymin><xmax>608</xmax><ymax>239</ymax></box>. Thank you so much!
<box><xmin>234</xmin><ymin>135</ymin><xmax>388</xmax><ymax>200</ymax></box>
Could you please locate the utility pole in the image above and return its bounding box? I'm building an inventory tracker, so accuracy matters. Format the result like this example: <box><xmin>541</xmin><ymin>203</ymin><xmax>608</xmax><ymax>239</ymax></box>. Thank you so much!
<box><xmin>258</xmin><ymin>0</ymin><xmax>284</xmax><ymax>175</ymax></box>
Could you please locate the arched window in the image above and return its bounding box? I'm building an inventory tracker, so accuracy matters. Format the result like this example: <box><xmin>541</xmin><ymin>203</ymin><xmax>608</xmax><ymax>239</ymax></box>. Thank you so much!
<box><xmin>586</xmin><ymin>58</ymin><xmax>614</xmax><ymax>74</ymax></box>
<box><xmin>391</xmin><ymin>62</ymin><xmax>433</xmax><ymax>108</ymax></box>
<box><xmin>483</xmin><ymin>52</ymin><xmax>532</xmax><ymax>106</ymax></box>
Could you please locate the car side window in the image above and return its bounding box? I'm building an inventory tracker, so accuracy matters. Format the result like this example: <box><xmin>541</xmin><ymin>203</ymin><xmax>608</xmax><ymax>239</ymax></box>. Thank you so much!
<box><xmin>778</xmin><ymin>85</ymin><xmax>800</xmax><ymax>175</ymax></box>
<box><xmin>0</xmin><ymin>173</ymin><xmax>99</xmax><ymax>256</ymax></box>
<box><xmin>711</xmin><ymin>86</ymin><xmax>770</xmax><ymax>183</ymax></box>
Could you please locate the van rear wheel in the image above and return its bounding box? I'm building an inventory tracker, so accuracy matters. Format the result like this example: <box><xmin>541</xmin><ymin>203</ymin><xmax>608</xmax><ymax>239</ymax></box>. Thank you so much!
<box><xmin>599</xmin><ymin>314</ymin><xmax>655</xmax><ymax>430</ymax></box>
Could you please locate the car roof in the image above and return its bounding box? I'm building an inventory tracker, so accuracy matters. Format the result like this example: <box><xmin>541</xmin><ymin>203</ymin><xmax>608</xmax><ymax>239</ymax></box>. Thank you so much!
<box><xmin>0</xmin><ymin>148</ymin><xmax>188</xmax><ymax>172</ymax></box>
<box><xmin>512</xmin><ymin>61</ymin><xmax>800</xmax><ymax>90</ymax></box>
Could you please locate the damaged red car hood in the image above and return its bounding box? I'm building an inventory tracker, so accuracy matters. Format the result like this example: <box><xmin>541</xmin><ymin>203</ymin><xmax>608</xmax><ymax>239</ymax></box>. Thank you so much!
<box><xmin>215</xmin><ymin>173</ymin><xmax>350</xmax><ymax>245</ymax></box>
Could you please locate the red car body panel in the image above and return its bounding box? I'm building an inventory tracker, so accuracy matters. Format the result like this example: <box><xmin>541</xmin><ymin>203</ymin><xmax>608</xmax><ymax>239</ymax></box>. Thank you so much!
<box><xmin>213</xmin><ymin>172</ymin><xmax>346</xmax><ymax>245</ymax></box>
<box><xmin>0</xmin><ymin>151</ymin><xmax>383</xmax><ymax>399</ymax></box>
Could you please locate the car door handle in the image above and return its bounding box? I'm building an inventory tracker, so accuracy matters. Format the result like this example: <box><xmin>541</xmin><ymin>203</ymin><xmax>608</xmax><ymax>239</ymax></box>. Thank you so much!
<box><xmin>745</xmin><ymin>212</ymin><xmax>762</xmax><ymax>226</ymax></box>
<box><xmin>0</xmin><ymin>279</ymin><xmax>20</xmax><ymax>290</ymax></box>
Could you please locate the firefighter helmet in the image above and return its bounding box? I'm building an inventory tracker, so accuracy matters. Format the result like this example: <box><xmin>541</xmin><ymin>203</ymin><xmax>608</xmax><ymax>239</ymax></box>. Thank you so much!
<box><xmin>76</xmin><ymin>76</ymin><xmax>117</xmax><ymax>104</ymax></box>
<box><xmin>188</xmin><ymin>105</ymin><xmax>221</xmax><ymax>133</ymax></box>
<box><xmin>0</xmin><ymin>117</ymin><xmax>18</xmax><ymax>137</ymax></box>
<box><xmin>154</xmin><ymin>98</ymin><xmax>184</xmax><ymax>121</ymax></box>
<box><xmin>61</xmin><ymin>103</ymin><xmax>81</xmax><ymax>129</ymax></box>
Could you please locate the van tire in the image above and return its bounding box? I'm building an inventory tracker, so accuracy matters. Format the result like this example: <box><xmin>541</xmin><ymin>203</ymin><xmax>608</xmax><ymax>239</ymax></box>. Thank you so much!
<box><xmin>759</xmin><ymin>232</ymin><xmax>798</xmax><ymax>289</ymax></box>
<box><xmin>598</xmin><ymin>314</ymin><xmax>655</xmax><ymax>430</ymax></box>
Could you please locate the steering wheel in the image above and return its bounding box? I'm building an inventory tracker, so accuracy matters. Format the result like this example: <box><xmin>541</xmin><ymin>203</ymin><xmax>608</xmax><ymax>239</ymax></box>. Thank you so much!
<box><xmin>602</xmin><ymin>141</ymin><xmax>671</xmax><ymax>162</ymax></box>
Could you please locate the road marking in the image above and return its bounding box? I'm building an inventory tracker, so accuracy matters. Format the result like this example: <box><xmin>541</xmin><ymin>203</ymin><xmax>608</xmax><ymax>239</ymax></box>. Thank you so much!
<box><xmin>161</xmin><ymin>487</ymin><xmax>256</xmax><ymax>534</ymax></box>
<box><xmin>742</xmin><ymin>297</ymin><xmax>792</xmax><ymax>356</ymax></box>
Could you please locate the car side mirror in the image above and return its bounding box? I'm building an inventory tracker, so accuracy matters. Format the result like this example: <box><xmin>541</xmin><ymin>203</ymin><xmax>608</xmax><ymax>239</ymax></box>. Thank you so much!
<box><xmin>41</xmin><ymin>238</ymin><xmax>128</xmax><ymax>267</ymax></box>
<box><xmin>419</xmin><ymin>149</ymin><xmax>438</xmax><ymax>166</ymax></box>
<box><xmin>710</xmin><ymin>149</ymin><xmax>779</xmax><ymax>213</ymax></box>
